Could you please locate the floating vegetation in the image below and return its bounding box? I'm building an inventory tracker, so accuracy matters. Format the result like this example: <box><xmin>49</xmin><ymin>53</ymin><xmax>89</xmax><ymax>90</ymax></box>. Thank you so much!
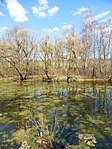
<box><xmin>18</xmin><ymin>141</ymin><xmax>31</xmax><ymax>149</ymax></box>
<box><xmin>78</xmin><ymin>134</ymin><xmax>97</xmax><ymax>147</ymax></box>
<box><xmin>0</xmin><ymin>81</ymin><xmax>112</xmax><ymax>148</ymax></box>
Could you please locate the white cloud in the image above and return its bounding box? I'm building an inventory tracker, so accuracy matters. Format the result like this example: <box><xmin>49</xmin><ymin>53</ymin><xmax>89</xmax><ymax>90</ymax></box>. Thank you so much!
<box><xmin>42</xmin><ymin>28</ymin><xmax>47</xmax><ymax>31</ymax></box>
<box><xmin>100</xmin><ymin>17</ymin><xmax>112</xmax><ymax>23</ymax></box>
<box><xmin>0</xmin><ymin>12</ymin><xmax>5</xmax><ymax>16</ymax></box>
<box><xmin>48</xmin><ymin>6</ymin><xmax>59</xmax><ymax>16</ymax></box>
<box><xmin>40</xmin><ymin>5</ymin><xmax>49</xmax><ymax>11</ymax></box>
<box><xmin>32</xmin><ymin>6</ymin><xmax>47</xmax><ymax>18</ymax></box>
<box><xmin>73</xmin><ymin>6</ymin><xmax>89</xmax><ymax>16</ymax></box>
<box><xmin>38</xmin><ymin>0</ymin><xmax>48</xmax><ymax>6</ymax></box>
<box><xmin>94</xmin><ymin>11</ymin><xmax>111</xmax><ymax>20</ymax></box>
<box><xmin>63</xmin><ymin>22</ymin><xmax>67</xmax><ymax>25</ymax></box>
<box><xmin>0</xmin><ymin>26</ymin><xmax>9</xmax><ymax>32</ymax></box>
<box><xmin>47</xmin><ymin>29</ymin><xmax>52</xmax><ymax>32</ymax></box>
<box><xmin>84</xmin><ymin>11</ymin><xmax>111</xmax><ymax>25</ymax></box>
<box><xmin>62</xmin><ymin>24</ymin><xmax>73</xmax><ymax>30</ymax></box>
<box><xmin>6</xmin><ymin>0</ymin><xmax>28</xmax><ymax>22</ymax></box>
<box><xmin>32</xmin><ymin>0</ymin><xmax>59</xmax><ymax>18</ymax></box>
<box><xmin>52</xmin><ymin>27</ymin><xmax>60</xmax><ymax>32</ymax></box>
<box><xmin>42</xmin><ymin>27</ymin><xmax>60</xmax><ymax>32</ymax></box>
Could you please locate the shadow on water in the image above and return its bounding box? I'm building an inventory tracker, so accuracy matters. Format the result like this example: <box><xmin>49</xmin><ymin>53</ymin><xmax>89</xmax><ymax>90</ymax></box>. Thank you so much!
<box><xmin>0</xmin><ymin>81</ymin><xmax>112</xmax><ymax>149</ymax></box>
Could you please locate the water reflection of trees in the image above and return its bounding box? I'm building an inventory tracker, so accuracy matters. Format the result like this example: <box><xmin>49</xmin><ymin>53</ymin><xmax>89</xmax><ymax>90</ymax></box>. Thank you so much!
<box><xmin>0</xmin><ymin>82</ymin><xmax>112</xmax><ymax>148</ymax></box>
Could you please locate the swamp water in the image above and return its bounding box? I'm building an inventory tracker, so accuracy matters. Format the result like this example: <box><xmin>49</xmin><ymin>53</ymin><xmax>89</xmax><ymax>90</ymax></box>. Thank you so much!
<box><xmin>0</xmin><ymin>81</ymin><xmax>112</xmax><ymax>149</ymax></box>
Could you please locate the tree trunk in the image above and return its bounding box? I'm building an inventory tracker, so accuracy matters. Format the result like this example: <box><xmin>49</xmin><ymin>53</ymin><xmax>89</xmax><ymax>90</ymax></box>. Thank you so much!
<box><xmin>15</xmin><ymin>67</ymin><xmax>24</xmax><ymax>80</ymax></box>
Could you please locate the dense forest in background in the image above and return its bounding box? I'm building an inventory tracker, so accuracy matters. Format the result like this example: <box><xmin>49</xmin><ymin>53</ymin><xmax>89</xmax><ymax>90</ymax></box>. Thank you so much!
<box><xmin>0</xmin><ymin>10</ymin><xmax>112</xmax><ymax>81</ymax></box>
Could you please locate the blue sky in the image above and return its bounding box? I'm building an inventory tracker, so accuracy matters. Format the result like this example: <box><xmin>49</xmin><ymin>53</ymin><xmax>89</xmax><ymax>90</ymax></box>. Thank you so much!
<box><xmin>0</xmin><ymin>0</ymin><xmax>112</xmax><ymax>34</ymax></box>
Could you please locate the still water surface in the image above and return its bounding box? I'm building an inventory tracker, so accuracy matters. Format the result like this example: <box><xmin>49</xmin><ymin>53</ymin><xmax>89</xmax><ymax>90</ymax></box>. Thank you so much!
<box><xmin>0</xmin><ymin>81</ymin><xmax>112</xmax><ymax>149</ymax></box>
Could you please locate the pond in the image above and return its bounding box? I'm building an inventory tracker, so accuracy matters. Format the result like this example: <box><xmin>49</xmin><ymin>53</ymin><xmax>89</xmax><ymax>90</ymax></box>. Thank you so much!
<box><xmin>0</xmin><ymin>80</ymin><xmax>112</xmax><ymax>149</ymax></box>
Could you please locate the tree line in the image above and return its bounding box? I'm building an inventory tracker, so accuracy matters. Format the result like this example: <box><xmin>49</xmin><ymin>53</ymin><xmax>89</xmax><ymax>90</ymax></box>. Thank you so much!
<box><xmin>0</xmin><ymin>10</ymin><xmax>112</xmax><ymax>81</ymax></box>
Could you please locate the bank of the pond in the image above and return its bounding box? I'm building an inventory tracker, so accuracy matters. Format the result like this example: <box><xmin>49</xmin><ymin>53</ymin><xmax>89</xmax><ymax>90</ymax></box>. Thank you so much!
<box><xmin>0</xmin><ymin>75</ymin><xmax>111</xmax><ymax>83</ymax></box>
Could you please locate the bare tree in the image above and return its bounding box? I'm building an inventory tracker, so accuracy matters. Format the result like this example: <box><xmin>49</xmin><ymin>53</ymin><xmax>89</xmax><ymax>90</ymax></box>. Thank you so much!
<box><xmin>81</xmin><ymin>10</ymin><xmax>95</xmax><ymax>76</ymax></box>
<box><xmin>95</xmin><ymin>19</ymin><xmax>112</xmax><ymax>77</ymax></box>
<box><xmin>39</xmin><ymin>35</ymin><xmax>53</xmax><ymax>81</ymax></box>
<box><xmin>53</xmin><ymin>36</ymin><xmax>65</xmax><ymax>76</ymax></box>
<box><xmin>0</xmin><ymin>25</ymin><xmax>37</xmax><ymax>80</ymax></box>
<box><xmin>64</xmin><ymin>29</ymin><xmax>82</xmax><ymax>82</ymax></box>
<box><xmin>81</xmin><ymin>10</ymin><xmax>112</xmax><ymax>78</ymax></box>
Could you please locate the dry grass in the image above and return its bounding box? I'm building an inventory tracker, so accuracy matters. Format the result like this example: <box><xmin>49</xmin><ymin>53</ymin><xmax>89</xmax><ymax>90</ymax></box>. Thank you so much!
<box><xmin>0</xmin><ymin>75</ymin><xmax>109</xmax><ymax>82</ymax></box>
